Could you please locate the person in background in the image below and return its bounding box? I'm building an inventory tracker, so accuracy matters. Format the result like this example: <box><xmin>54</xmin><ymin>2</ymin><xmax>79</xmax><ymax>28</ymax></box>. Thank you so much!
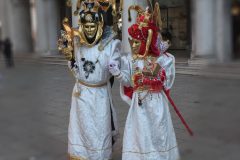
<box><xmin>3</xmin><ymin>38</ymin><xmax>14</xmax><ymax>68</ymax></box>
<box><xmin>0</xmin><ymin>39</ymin><xmax>2</xmax><ymax>51</ymax></box>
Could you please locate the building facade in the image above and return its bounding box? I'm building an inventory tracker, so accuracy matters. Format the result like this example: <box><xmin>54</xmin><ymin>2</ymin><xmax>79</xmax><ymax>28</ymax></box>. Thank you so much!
<box><xmin>0</xmin><ymin>0</ymin><xmax>33</xmax><ymax>54</ymax></box>
<box><xmin>0</xmin><ymin>0</ymin><xmax>66</xmax><ymax>55</ymax></box>
<box><xmin>0</xmin><ymin>0</ymin><xmax>239</xmax><ymax>63</ymax></box>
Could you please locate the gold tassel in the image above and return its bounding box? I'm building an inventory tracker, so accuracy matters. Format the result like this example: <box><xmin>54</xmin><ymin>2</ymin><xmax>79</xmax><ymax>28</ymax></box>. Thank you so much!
<box><xmin>74</xmin><ymin>90</ymin><xmax>81</xmax><ymax>97</ymax></box>
<box><xmin>74</xmin><ymin>79</ymin><xmax>81</xmax><ymax>97</ymax></box>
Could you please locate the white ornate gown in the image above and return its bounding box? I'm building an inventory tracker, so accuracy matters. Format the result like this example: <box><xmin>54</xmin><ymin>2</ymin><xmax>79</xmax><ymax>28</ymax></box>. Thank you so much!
<box><xmin>68</xmin><ymin>37</ymin><xmax>121</xmax><ymax>160</ymax></box>
<box><xmin>119</xmin><ymin>52</ymin><xmax>180</xmax><ymax>160</ymax></box>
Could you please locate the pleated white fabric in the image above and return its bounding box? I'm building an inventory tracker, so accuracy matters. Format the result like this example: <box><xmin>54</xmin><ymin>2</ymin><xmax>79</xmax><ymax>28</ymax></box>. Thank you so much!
<box><xmin>68</xmin><ymin>39</ymin><xmax>121</xmax><ymax>160</ymax></box>
<box><xmin>120</xmin><ymin>53</ymin><xmax>180</xmax><ymax>160</ymax></box>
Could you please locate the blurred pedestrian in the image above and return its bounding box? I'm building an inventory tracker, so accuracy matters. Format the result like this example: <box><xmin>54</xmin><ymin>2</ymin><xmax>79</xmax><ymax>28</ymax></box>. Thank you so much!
<box><xmin>0</xmin><ymin>39</ymin><xmax>2</xmax><ymax>79</ymax></box>
<box><xmin>3</xmin><ymin>38</ymin><xmax>14</xmax><ymax>67</ymax></box>
<box><xmin>0</xmin><ymin>39</ymin><xmax>3</xmax><ymax>53</ymax></box>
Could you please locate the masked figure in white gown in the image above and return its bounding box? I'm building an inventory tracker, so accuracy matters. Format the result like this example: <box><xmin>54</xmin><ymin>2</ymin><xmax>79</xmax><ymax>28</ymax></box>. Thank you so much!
<box><xmin>58</xmin><ymin>0</ymin><xmax>121</xmax><ymax>159</ymax></box>
<box><xmin>109</xmin><ymin>3</ymin><xmax>180</xmax><ymax>160</ymax></box>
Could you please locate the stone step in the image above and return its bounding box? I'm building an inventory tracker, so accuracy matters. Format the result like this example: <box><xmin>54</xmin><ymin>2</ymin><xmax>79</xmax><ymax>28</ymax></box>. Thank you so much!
<box><xmin>40</xmin><ymin>54</ymin><xmax>65</xmax><ymax>60</ymax></box>
<box><xmin>2</xmin><ymin>55</ymin><xmax>240</xmax><ymax>79</ymax></box>
<box><xmin>38</xmin><ymin>58</ymin><xmax>240</xmax><ymax>79</ymax></box>
<box><xmin>39</xmin><ymin>61</ymin><xmax>67</xmax><ymax>66</ymax></box>
<box><xmin>40</xmin><ymin>59</ymin><xmax>67</xmax><ymax>63</ymax></box>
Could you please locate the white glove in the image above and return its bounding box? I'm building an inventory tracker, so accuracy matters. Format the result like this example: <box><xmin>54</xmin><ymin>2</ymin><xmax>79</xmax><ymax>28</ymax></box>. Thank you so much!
<box><xmin>108</xmin><ymin>60</ymin><xmax>121</xmax><ymax>77</ymax></box>
<box><xmin>160</xmin><ymin>40</ymin><xmax>170</xmax><ymax>53</ymax></box>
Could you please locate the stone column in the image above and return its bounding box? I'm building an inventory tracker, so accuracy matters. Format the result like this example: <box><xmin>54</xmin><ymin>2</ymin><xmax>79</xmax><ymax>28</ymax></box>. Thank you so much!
<box><xmin>0</xmin><ymin>0</ymin><xmax>33</xmax><ymax>54</ymax></box>
<box><xmin>0</xmin><ymin>21</ymin><xmax>2</xmax><ymax>40</ymax></box>
<box><xmin>71</xmin><ymin>0</ymin><xmax>79</xmax><ymax>28</ymax></box>
<box><xmin>190</xmin><ymin>0</ymin><xmax>216</xmax><ymax>63</ymax></box>
<box><xmin>122</xmin><ymin>0</ymin><xmax>148</xmax><ymax>53</ymax></box>
<box><xmin>35</xmin><ymin>0</ymin><xmax>60</xmax><ymax>55</ymax></box>
<box><xmin>48</xmin><ymin>0</ymin><xmax>61</xmax><ymax>54</ymax></box>
<box><xmin>0</xmin><ymin>0</ymin><xmax>9</xmax><ymax>40</ymax></box>
<box><xmin>215</xmin><ymin>0</ymin><xmax>232</xmax><ymax>62</ymax></box>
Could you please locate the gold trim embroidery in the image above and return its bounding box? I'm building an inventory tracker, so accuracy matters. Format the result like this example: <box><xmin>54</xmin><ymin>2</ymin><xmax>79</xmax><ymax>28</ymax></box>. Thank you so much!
<box><xmin>122</xmin><ymin>145</ymin><xmax>178</xmax><ymax>154</ymax></box>
<box><xmin>68</xmin><ymin>154</ymin><xmax>112</xmax><ymax>160</ymax></box>
<box><xmin>77</xmin><ymin>79</ymin><xmax>108</xmax><ymax>88</ymax></box>
<box><xmin>69</xmin><ymin>154</ymin><xmax>87</xmax><ymax>160</ymax></box>
<box><xmin>69</xmin><ymin>143</ymin><xmax>112</xmax><ymax>151</ymax></box>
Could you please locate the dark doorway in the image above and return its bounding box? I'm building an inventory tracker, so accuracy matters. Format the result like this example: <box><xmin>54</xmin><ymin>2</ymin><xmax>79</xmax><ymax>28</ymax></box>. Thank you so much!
<box><xmin>59</xmin><ymin>0</ymin><xmax>72</xmax><ymax>29</ymax></box>
<box><xmin>232</xmin><ymin>1</ymin><xmax>240</xmax><ymax>59</ymax></box>
<box><xmin>157</xmin><ymin>0</ymin><xmax>191</xmax><ymax>58</ymax></box>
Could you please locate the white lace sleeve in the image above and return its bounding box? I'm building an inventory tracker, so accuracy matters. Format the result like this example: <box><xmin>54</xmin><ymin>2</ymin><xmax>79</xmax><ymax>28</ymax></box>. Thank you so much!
<box><xmin>156</xmin><ymin>53</ymin><xmax>175</xmax><ymax>90</ymax></box>
<box><xmin>157</xmin><ymin>34</ymin><xmax>170</xmax><ymax>54</ymax></box>
<box><xmin>117</xmin><ymin>54</ymin><xmax>132</xmax><ymax>87</ymax></box>
<box><xmin>109</xmin><ymin>39</ymin><xmax>121</xmax><ymax>64</ymax></box>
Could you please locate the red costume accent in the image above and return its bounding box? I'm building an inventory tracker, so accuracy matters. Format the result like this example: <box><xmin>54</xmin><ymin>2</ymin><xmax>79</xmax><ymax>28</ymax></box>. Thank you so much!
<box><xmin>124</xmin><ymin>86</ymin><xmax>133</xmax><ymax>99</ymax></box>
<box><xmin>126</xmin><ymin>6</ymin><xmax>194</xmax><ymax>136</ymax></box>
<box><xmin>128</xmin><ymin>15</ymin><xmax>160</xmax><ymax>57</ymax></box>
<box><xmin>133</xmin><ymin>70</ymin><xmax>165</xmax><ymax>92</ymax></box>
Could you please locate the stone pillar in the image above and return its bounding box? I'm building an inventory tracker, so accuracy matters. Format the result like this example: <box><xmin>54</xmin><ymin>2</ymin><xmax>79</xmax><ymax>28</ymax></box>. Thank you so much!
<box><xmin>0</xmin><ymin>0</ymin><xmax>9</xmax><ymax>40</ymax></box>
<box><xmin>48</xmin><ymin>0</ymin><xmax>61</xmax><ymax>54</ymax></box>
<box><xmin>0</xmin><ymin>0</ymin><xmax>32</xmax><ymax>54</ymax></box>
<box><xmin>71</xmin><ymin>0</ymin><xmax>79</xmax><ymax>28</ymax></box>
<box><xmin>190</xmin><ymin>0</ymin><xmax>196</xmax><ymax>59</ymax></box>
<box><xmin>0</xmin><ymin>21</ymin><xmax>2</xmax><ymax>40</ymax></box>
<box><xmin>190</xmin><ymin>0</ymin><xmax>233</xmax><ymax>64</ymax></box>
<box><xmin>35</xmin><ymin>0</ymin><xmax>60</xmax><ymax>55</ymax></box>
<box><xmin>215</xmin><ymin>0</ymin><xmax>232</xmax><ymax>62</ymax></box>
<box><xmin>122</xmin><ymin>0</ymin><xmax>148</xmax><ymax>53</ymax></box>
<box><xmin>190</xmin><ymin>0</ymin><xmax>216</xmax><ymax>61</ymax></box>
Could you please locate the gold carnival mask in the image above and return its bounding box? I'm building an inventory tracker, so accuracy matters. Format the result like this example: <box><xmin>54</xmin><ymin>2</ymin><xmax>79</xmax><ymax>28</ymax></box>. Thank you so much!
<box><xmin>128</xmin><ymin>38</ymin><xmax>142</xmax><ymax>55</ymax></box>
<box><xmin>128</xmin><ymin>1</ymin><xmax>163</xmax><ymax>59</ymax></box>
<box><xmin>83</xmin><ymin>22</ymin><xmax>98</xmax><ymax>39</ymax></box>
<box><xmin>77</xmin><ymin>0</ymin><xmax>104</xmax><ymax>47</ymax></box>
<box><xmin>60</xmin><ymin>0</ymin><xmax>121</xmax><ymax>50</ymax></box>
<box><xmin>78</xmin><ymin>13</ymin><xmax>104</xmax><ymax>47</ymax></box>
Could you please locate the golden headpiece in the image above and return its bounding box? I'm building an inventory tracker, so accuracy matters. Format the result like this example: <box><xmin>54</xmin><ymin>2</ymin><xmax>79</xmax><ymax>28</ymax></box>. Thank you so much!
<box><xmin>128</xmin><ymin>2</ymin><xmax>163</xmax><ymax>58</ymax></box>
<box><xmin>128</xmin><ymin>2</ymin><xmax>162</xmax><ymax>31</ymax></box>
<box><xmin>73</xmin><ymin>0</ymin><xmax>117</xmax><ymax>16</ymax></box>
<box><xmin>58</xmin><ymin>0</ymin><xmax>121</xmax><ymax>60</ymax></box>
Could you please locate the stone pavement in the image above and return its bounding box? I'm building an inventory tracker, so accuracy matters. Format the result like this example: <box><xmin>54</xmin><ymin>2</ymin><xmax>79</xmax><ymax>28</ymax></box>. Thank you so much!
<box><xmin>0</xmin><ymin>62</ymin><xmax>240</xmax><ymax>160</ymax></box>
